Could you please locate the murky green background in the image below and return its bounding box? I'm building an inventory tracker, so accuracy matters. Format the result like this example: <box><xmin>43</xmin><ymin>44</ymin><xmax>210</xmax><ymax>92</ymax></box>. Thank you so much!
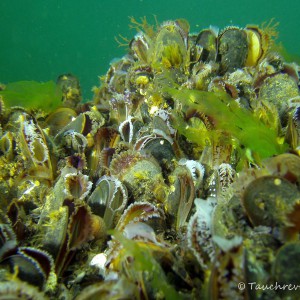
<box><xmin>0</xmin><ymin>0</ymin><xmax>299</xmax><ymax>100</ymax></box>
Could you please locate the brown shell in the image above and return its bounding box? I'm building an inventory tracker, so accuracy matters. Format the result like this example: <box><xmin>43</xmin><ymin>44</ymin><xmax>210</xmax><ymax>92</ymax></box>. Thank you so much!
<box><xmin>242</xmin><ymin>175</ymin><xmax>300</xmax><ymax>227</ymax></box>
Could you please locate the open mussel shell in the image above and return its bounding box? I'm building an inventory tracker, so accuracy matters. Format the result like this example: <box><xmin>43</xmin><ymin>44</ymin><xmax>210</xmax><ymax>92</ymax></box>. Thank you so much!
<box><xmin>218</xmin><ymin>27</ymin><xmax>248</xmax><ymax>74</ymax></box>
<box><xmin>118</xmin><ymin>116</ymin><xmax>143</xmax><ymax>144</ymax></box>
<box><xmin>129</xmin><ymin>31</ymin><xmax>152</xmax><ymax>64</ymax></box>
<box><xmin>87</xmin><ymin>175</ymin><xmax>128</xmax><ymax>229</ymax></box>
<box><xmin>153</xmin><ymin>112</ymin><xmax>176</xmax><ymax>137</ymax></box>
<box><xmin>166</xmin><ymin>165</ymin><xmax>195</xmax><ymax>230</ymax></box>
<box><xmin>18</xmin><ymin>114</ymin><xmax>53</xmax><ymax>180</ymax></box>
<box><xmin>195</xmin><ymin>27</ymin><xmax>218</xmax><ymax>63</ymax></box>
<box><xmin>40</xmin><ymin>200</ymin><xmax>96</xmax><ymax>276</ymax></box>
<box><xmin>45</xmin><ymin>107</ymin><xmax>77</xmax><ymax>136</ymax></box>
<box><xmin>125</xmin><ymin>63</ymin><xmax>153</xmax><ymax>94</ymax></box>
<box><xmin>87</xmin><ymin>127</ymin><xmax>119</xmax><ymax>177</ymax></box>
<box><xmin>65</xmin><ymin>201</ymin><xmax>95</xmax><ymax>251</ymax></box>
<box><xmin>64</xmin><ymin>172</ymin><xmax>92</xmax><ymax>200</ymax></box>
<box><xmin>244</xmin><ymin>27</ymin><xmax>264</xmax><ymax>67</ymax></box>
<box><xmin>0</xmin><ymin>131</ymin><xmax>14</xmax><ymax>160</ymax></box>
<box><xmin>54</xmin><ymin>109</ymin><xmax>105</xmax><ymax>154</ymax></box>
<box><xmin>0</xmin><ymin>246</ymin><xmax>54</xmax><ymax>289</ymax></box>
<box><xmin>104</xmin><ymin>55</ymin><xmax>134</xmax><ymax>95</ymax></box>
<box><xmin>242</xmin><ymin>175</ymin><xmax>300</xmax><ymax>228</ymax></box>
<box><xmin>116</xmin><ymin>201</ymin><xmax>165</xmax><ymax>233</ymax></box>
<box><xmin>54</xmin><ymin>111</ymin><xmax>103</xmax><ymax>143</ymax></box>
<box><xmin>54</xmin><ymin>113</ymin><xmax>88</xmax><ymax>148</ymax></box>
<box><xmin>7</xmin><ymin>199</ymin><xmax>28</xmax><ymax>241</ymax></box>
<box><xmin>135</xmin><ymin>135</ymin><xmax>175</xmax><ymax>166</ymax></box>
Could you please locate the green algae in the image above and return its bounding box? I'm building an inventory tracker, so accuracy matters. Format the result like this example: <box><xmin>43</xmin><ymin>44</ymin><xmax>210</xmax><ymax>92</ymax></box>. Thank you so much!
<box><xmin>166</xmin><ymin>87</ymin><xmax>288</xmax><ymax>160</ymax></box>
<box><xmin>0</xmin><ymin>80</ymin><xmax>62</xmax><ymax>112</ymax></box>
<box><xmin>112</xmin><ymin>230</ymin><xmax>184</xmax><ymax>300</ymax></box>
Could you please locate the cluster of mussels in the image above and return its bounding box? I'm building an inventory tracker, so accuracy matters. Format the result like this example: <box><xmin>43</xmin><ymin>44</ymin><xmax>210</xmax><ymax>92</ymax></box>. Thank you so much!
<box><xmin>1</xmin><ymin>18</ymin><xmax>300</xmax><ymax>299</ymax></box>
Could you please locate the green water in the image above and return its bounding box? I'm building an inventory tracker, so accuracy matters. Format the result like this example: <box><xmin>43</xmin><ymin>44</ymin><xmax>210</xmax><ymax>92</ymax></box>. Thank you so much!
<box><xmin>0</xmin><ymin>0</ymin><xmax>299</xmax><ymax>100</ymax></box>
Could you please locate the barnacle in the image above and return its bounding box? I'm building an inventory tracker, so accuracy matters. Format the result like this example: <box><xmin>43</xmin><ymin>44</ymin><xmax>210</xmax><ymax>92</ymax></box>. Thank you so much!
<box><xmin>1</xmin><ymin>18</ymin><xmax>300</xmax><ymax>300</ymax></box>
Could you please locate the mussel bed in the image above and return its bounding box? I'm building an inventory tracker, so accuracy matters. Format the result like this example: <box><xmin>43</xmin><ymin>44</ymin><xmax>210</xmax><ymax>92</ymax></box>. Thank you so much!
<box><xmin>0</xmin><ymin>18</ymin><xmax>300</xmax><ymax>299</ymax></box>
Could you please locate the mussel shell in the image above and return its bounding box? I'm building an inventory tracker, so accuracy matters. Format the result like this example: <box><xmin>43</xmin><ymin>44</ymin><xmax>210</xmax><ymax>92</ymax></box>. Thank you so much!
<box><xmin>65</xmin><ymin>202</ymin><xmax>95</xmax><ymax>251</ymax></box>
<box><xmin>87</xmin><ymin>127</ymin><xmax>119</xmax><ymax>177</ymax></box>
<box><xmin>87</xmin><ymin>176</ymin><xmax>128</xmax><ymax>229</ymax></box>
<box><xmin>138</xmin><ymin>136</ymin><xmax>175</xmax><ymax>164</ymax></box>
<box><xmin>118</xmin><ymin>116</ymin><xmax>143</xmax><ymax>144</ymax></box>
<box><xmin>0</xmin><ymin>281</ymin><xmax>48</xmax><ymax>300</ymax></box>
<box><xmin>263</xmin><ymin>153</ymin><xmax>300</xmax><ymax>185</ymax></box>
<box><xmin>272</xmin><ymin>242</ymin><xmax>300</xmax><ymax>297</ymax></box>
<box><xmin>0</xmin><ymin>224</ymin><xmax>17</xmax><ymax>260</ymax></box>
<box><xmin>167</xmin><ymin>165</ymin><xmax>195</xmax><ymax>230</ymax></box>
<box><xmin>195</xmin><ymin>28</ymin><xmax>218</xmax><ymax>62</ymax></box>
<box><xmin>5</xmin><ymin>254</ymin><xmax>45</xmax><ymax>287</ymax></box>
<box><xmin>152</xmin><ymin>21</ymin><xmax>188</xmax><ymax>69</ymax></box>
<box><xmin>45</xmin><ymin>107</ymin><xmax>77</xmax><ymax>136</ymax></box>
<box><xmin>40</xmin><ymin>205</ymin><xmax>69</xmax><ymax>261</ymax></box>
<box><xmin>7</xmin><ymin>200</ymin><xmax>28</xmax><ymax>241</ymax></box>
<box><xmin>105</xmin><ymin>56</ymin><xmax>134</xmax><ymax>94</ymax></box>
<box><xmin>64</xmin><ymin>172</ymin><xmax>92</xmax><ymax>200</ymax></box>
<box><xmin>0</xmin><ymin>131</ymin><xmax>14</xmax><ymax>160</ymax></box>
<box><xmin>152</xmin><ymin>113</ymin><xmax>175</xmax><ymax>137</ymax></box>
<box><xmin>242</xmin><ymin>175</ymin><xmax>300</xmax><ymax>227</ymax></box>
<box><xmin>218</xmin><ymin>27</ymin><xmax>248</xmax><ymax>74</ymax></box>
<box><xmin>116</xmin><ymin>201</ymin><xmax>163</xmax><ymax>232</ymax></box>
<box><xmin>129</xmin><ymin>31</ymin><xmax>151</xmax><ymax>63</ymax></box>
<box><xmin>110</xmin><ymin>150</ymin><xmax>166</xmax><ymax>203</ymax></box>
<box><xmin>54</xmin><ymin>112</ymin><xmax>97</xmax><ymax>143</ymax></box>
<box><xmin>19</xmin><ymin>114</ymin><xmax>53</xmax><ymax>180</ymax></box>
<box><xmin>1</xmin><ymin>247</ymin><xmax>54</xmax><ymax>288</ymax></box>
<box><xmin>258</xmin><ymin>73</ymin><xmax>300</xmax><ymax>123</ymax></box>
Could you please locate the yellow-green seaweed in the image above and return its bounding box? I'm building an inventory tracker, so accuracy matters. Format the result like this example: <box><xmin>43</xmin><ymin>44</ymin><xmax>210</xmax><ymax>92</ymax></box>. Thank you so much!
<box><xmin>0</xmin><ymin>80</ymin><xmax>62</xmax><ymax>112</ymax></box>
<box><xmin>166</xmin><ymin>87</ymin><xmax>288</xmax><ymax>160</ymax></box>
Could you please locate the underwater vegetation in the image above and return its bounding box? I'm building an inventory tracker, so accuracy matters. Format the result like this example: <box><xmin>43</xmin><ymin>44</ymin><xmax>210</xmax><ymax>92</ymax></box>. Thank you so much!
<box><xmin>165</xmin><ymin>87</ymin><xmax>288</xmax><ymax>161</ymax></box>
<box><xmin>0</xmin><ymin>17</ymin><xmax>300</xmax><ymax>299</ymax></box>
<box><xmin>0</xmin><ymin>80</ymin><xmax>63</xmax><ymax>112</ymax></box>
